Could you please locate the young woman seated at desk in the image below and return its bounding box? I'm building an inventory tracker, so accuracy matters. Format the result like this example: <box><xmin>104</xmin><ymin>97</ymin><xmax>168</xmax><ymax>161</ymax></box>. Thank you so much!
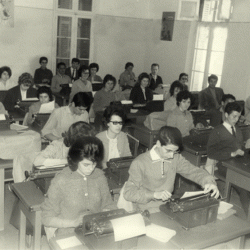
<box><xmin>69</xmin><ymin>65</ymin><xmax>92</xmax><ymax>103</ymax></box>
<box><xmin>92</xmin><ymin>74</ymin><xmax>117</xmax><ymax>113</ymax></box>
<box><xmin>26</xmin><ymin>86</ymin><xmax>59</xmax><ymax>126</ymax></box>
<box><xmin>129</xmin><ymin>72</ymin><xmax>153</xmax><ymax>104</ymax></box>
<box><xmin>41</xmin><ymin>137</ymin><xmax>116</xmax><ymax>238</ymax></box>
<box><xmin>123</xmin><ymin>126</ymin><xmax>219</xmax><ymax>212</ymax></box>
<box><xmin>41</xmin><ymin>92</ymin><xmax>93</xmax><ymax>141</ymax></box>
<box><xmin>3</xmin><ymin>72</ymin><xmax>37</xmax><ymax>111</ymax></box>
<box><xmin>96</xmin><ymin>106</ymin><xmax>131</xmax><ymax>169</ymax></box>
<box><xmin>164</xmin><ymin>81</ymin><xmax>183</xmax><ymax>111</ymax></box>
<box><xmin>167</xmin><ymin>90</ymin><xmax>203</xmax><ymax>138</ymax></box>
<box><xmin>87</xmin><ymin>62</ymin><xmax>102</xmax><ymax>83</ymax></box>
<box><xmin>34</xmin><ymin>121</ymin><xmax>95</xmax><ymax>166</ymax></box>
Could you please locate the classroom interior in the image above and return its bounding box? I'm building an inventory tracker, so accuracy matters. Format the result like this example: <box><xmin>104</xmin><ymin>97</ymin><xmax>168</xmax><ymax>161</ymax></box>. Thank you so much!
<box><xmin>2</xmin><ymin>0</ymin><xmax>250</xmax><ymax>249</ymax></box>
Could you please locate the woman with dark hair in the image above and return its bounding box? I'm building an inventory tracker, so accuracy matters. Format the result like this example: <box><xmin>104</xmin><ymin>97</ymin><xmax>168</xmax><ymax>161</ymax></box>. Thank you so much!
<box><xmin>92</xmin><ymin>74</ymin><xmax>117</xmax><ymax>113</ymax></box>
<box><xmin>164</xmin><ymin>80</ymin><xmax>183</xmax><ymax>111</ymax></box>
<box><xmin>41</xmin><ymin>136</ymin><xmax>116</xmax><ymax>238</ymax></box>
<box><xmin>129</xmin><ymin>72</ymin><xmax>153</xmax><ymax>104</ymax></box>
<box><xmin>26</xmin><ymin>86</ymin><xmax>59</xmax><ymax>126</ymax></box>
<box><xmin>88</xmin><ymin>63</ymin><xmax>102</xmax><ymax>83</ymax></box>
<box><xmin>69</xmin><ymin>65</ymin><xmax>92</xmax><ymax>102</ymax></box>
<box><xmin>119</xmin><ymin>62</ymin><xmax>136</xmax><ymax>89</ymax></box>
<box><xmin>3</xmin><ymin>72</ymin><xmax>37</xmax><ymax>111</ymax></box>
<box><xmin>0</xmin><ymin>66</ymin><xmax>16</xmax><ymax>90</ymax></box>
<box><xmin>34</xmin><ymin>121</ymin><xmax>95</xmax><ymax>166</ymax></box>
<box><xmin>166</xmin><ymin>90</ymin><xmax>195</xmax><ymax>137</ymax></box>
<box><xmin>42</xmin><ymin>92</ymin><xmax>93</xmax><ymax>141</ymax></box>
<box><xmin>123</xmin><ymin>126</ymin><xmax>219</xmax><ymax>212</ymax></box>
<box><xmin>96</xmin><ymin>105</ymin><xmax>131</xmax><ymax>169</ymax></box>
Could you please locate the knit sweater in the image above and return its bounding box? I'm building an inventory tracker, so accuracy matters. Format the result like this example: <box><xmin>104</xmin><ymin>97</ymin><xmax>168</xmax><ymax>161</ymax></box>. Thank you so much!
<box><xmin>124</xmin><ymin>147</ymin><xmax>216</xmax><ymax>209</ymax></box>
<box><xmin>166</xmin><ymin>107</ymin><xmax>194</xmax><ymax>137</ymax></box>
<box><xmin>41</xmin><ymin>167</ymin><xmax>116</xmax><ymax>231</ymax></box>
<box><xmin>96</xmin><ymin>131</ymin><xmax>132</xmax><ymax>169</ymax></box>
<box><xmin>207</xmin><ymin>124</ymin><xmax>244</xmax><ymax>161</ymax></box>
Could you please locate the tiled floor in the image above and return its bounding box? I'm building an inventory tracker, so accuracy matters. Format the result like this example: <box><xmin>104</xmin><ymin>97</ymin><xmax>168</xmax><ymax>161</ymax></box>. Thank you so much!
<box><xmin>1</xmin><ymin>181</ymin><xmax>250</xmax><ymax>250</ymax></box>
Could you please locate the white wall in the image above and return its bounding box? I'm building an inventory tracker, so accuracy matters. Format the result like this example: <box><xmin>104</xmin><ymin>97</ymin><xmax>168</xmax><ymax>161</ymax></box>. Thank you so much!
<box><xmin>0</xmin><ymin>0</ymin><xmax>53</xmax><ymax>84</ymax></box>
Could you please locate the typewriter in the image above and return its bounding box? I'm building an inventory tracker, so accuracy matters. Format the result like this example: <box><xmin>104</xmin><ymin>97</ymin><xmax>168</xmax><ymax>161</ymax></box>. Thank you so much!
<box><xmin>75</xmin><ymin>209</ymin><xmax>150</xmax><ymax>238</ymax></box>
<box><xmin>25</xmin><ymin>164</ymin><xmax>67</xmax><ymax>194</ymax></box>
<box><xmin>106</xmin><ymin>156</ymin><xmax>134</xmax><ymax>186</ymax></box>
<box><xmin>160</xmin><ymin>193</ymin><xmax>219</xmax><ymax>230</ymax></box>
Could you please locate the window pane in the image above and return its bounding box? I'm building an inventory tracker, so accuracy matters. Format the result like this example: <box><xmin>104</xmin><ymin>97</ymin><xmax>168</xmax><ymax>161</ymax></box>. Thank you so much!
<box><xmin>58</xmin><ymin>0</ymin><xmax>72</xmax><ymax>9</ymax></box>
<box><xmin>79</xmin><ymin>60</ymin><xmax>89</xmax><ymax>66</ymax></box>
<box><xmin>77</xmin><ymin>18</ymin><xmax>91</xmax><ymax>38</ymax></box>
<box><xmin>191</xmin><ymin>71</ymin><xmax>204</xmax><ymax>91</ymax></box>
<box><xmin>209</xmin><ymin>51</ymin><xmax>225</xmax><ymax>76</ymax></box>
<box><xmin>195</xmin><ymin>26</ymin><xmax>209</xmax><ymax>49</ymax></box>
<box><xmin>57</xmin><ymin>16</ymin><xmax>72</xmax><ymax>37</ymax></box>
<box><xmin>57</xmin><ymin>38</ymin><xmax>71</xmax><ymax>58</ymax></box>
<box><xmin>192</xmin><ymin>49</ymin><xmax>207</xmax><ymax>72</ymax></box>
<box><xmin>56</xmin><ymin>59</ymin><xmax>70</xmax><ymax>68</ymax></box>
<box><xmin>212</xmin><ymin>27</ymin><xmax>228</xmax><ymax>51</ymax></box>
<box><xmin>78</xmin><ymin>0</ymin><xmax>92</xmax><ymax>11</ymax></box>
<box><xmin>77</xmin><ymin>39</ymin><xmax>90</xmax><ymax>58</ymax></box>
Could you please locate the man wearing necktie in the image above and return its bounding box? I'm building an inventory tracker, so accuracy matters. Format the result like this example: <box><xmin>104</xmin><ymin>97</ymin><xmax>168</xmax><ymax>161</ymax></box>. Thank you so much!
<box><xmin>65</xmin><ymin>58</ymin><xmax>80</xmax><ymax>82</ymax></box>
<box><xmin>207</xmin><ymin>102</ymin><xmax>250</xmax><ymax>216</ymax></box>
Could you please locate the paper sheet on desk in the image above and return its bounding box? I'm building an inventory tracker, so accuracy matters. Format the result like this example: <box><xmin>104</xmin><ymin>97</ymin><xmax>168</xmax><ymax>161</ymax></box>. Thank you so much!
<box><xmin>181</xmin><ymin>190</ymin><xmax>205</xmax><ymax>199</ymax></box>
<box><xmin>10</xmin><ymin>123</ymin><xmax>28</xmax><ymax>131</ymax></box>
<box><xmin>218</xmin><ymin>201</ymin><xmax>233</xmax><ymax>214</ymax></box>
<box><xmin>110</xmin><ymin>214</ymin><xmax>146</xmax><ymax>241</ymax></box>
<box><xmin>146</xmin><ymin>223</ymin><xmax>176</xmax><ymax>243</ymax></box>
<box><xmin>39</xmin><ymin>101</ymin><xmax>55</xmax><ymax>114</ymax></box>
<box><xmin>0</xmin><ymin>114</ymin><xmax>5</xmax><ymax>120</ymax></box>
<box><xmin>153</xmin><ymin>94</ymin><xmax>163</xmax><ymax>100</ymax></box>
<box><xmin>37</xmin><ymin>158</ymin><xmax>68</xmax><ymax>169</ymax></box>
<box><xmin>56</xmin><ymin>236</ymin><xmax>83</xmax><ymax>249</ymax></box>
<box><xmin>22</xmin><ymin>97</ymin><xmax>39</xmax><ymax>101</ymax></box>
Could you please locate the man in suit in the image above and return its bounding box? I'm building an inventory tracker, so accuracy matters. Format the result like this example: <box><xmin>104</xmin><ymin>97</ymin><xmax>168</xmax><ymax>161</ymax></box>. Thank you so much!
<box><xmin>148</xmin><ymin>63</ymin><xmax>163</xmax><ymax>91</ymax></box>
<box><xmin>199</xmin><ymin>74</ymin><xmax>224</xmax><ymax>126</ymax></box>
<box><xmin>65</xmin><ymin>58</ymin><xmax>80</xmax><ymax>82</ymax></box>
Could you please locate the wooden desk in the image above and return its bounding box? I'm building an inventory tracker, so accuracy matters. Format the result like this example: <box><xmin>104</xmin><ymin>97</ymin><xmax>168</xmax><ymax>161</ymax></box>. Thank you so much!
<box><xmin>222</xmin><ymin>152</ymin><xmax>250</xmax><ymax>221</ymax></box>
<box><xmin>49</xmin><ymin>212</ymin><xmax>250</xmax><ymax>250</ymax></box>
<box><xmin>11</xmin><ymin>181</ymin><xmax>45</xmax><ymax>250</ymax></box>
<box><xmin>0</xmin><ymin>159</ymin><xmax>13</xmax><ymax>231</ymax></box>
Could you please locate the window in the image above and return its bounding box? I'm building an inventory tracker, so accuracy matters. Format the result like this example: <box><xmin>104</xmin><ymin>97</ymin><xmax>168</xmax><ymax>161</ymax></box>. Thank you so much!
<box><xmin>190</xmin><ymin>0</ymin><xmax>231</xmax><ymax>91</ymax></box>
<box><xmin>54</xmin><ymin>0</ymin><xmax>92</xmax><ymax>68</ymax></box>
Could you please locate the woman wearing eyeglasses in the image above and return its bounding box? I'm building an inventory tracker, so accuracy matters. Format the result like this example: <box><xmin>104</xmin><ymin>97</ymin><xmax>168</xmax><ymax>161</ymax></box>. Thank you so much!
<box><xmin>123</xmin><ymin>126</ymin><xmax>219</xmax><ymax>212</ymax></box>
<box><xmin>3</xmin><ymin>72</ymin><xmax>37</xmax><ymax>111</ymax></box>
<box><xmin>96</xmin><ymin>105</ymin><xmax>131</xmax><ymax>169</ymax></box>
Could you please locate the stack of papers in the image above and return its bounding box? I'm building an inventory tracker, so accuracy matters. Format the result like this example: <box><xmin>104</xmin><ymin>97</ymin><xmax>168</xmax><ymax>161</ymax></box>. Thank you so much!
<box><xmin>146</xmin><ymin>224</ymin><xmax>176</xmax><ymax>243</ymax></box>
<box><xmin>121</xmin><ymin>100</ymin><xmax>133</xmax><ymax>104</ymax></box>
<box><xmin>0</xmin><ymin>114</ymin><xmax>6</xmax><ymax>120</ymax></box>
<box><xmin>10</xmin><ymin>123</ymin><xmax>28</xmax><ymax>131</ymax></box>
<box><xmin>153</xmin><ymin>94</ymin><xmax>163</xmax><ymax>100</ymax></box>
<box><xmin>22</xmin><ymin>97</ymin><xmax>39</xmax><ymax>101</ymax></box>
<box><xmin>39</xmin><ymin>101</ymin><xmax>55</xmax><ymax>114</ymax></box>
<box><xmin>217</xmin><ymin>201</ymin><xmax>235</xmax><ymax>220</ymax></box>
<box><xmin>36</xmin><ymin>158</ymin><xmax>68</xmax><ymax>169</ymax></box>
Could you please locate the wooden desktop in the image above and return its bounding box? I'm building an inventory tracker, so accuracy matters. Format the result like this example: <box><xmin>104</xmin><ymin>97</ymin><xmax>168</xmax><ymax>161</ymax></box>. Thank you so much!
<box><xmin>49</xmin><ymin>211</ymin><xmax>250</xmax><ymax>250</ymax></box>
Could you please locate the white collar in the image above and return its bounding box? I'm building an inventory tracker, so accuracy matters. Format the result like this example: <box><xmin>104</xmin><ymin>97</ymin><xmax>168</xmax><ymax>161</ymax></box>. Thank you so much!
<box><xmin>223</xmin><ymin>121</ymin><xmax>235</xmax><ymax>130</ymax></box>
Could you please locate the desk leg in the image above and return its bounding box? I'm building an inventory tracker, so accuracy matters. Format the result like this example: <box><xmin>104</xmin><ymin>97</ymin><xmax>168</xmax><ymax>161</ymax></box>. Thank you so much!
<box><xmin>239</xmin><ymin>235</ymin><xmax>245</xmax><ymax>249</ymax></box>
<box><xmin>33</xmin><ymin>210</ymin><xmax>42</xmax><ymax>250</ymax></box>
<box><xmin>0</xmin><ymin>168</ymin><xmax>4</xmax><ymax>231</ymax></box>
<box><xmin>19</xmin><ymin>209</ymin><xmax>26</xmax><ymax>250</ymax></box>
<box><xmin>225</xmin><ymin>180</ymin><xmax>232</xmax><ymax>202</ymax></box>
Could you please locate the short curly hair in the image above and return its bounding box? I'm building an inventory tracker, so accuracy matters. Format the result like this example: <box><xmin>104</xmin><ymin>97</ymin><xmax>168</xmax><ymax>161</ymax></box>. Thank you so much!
<box><xmin>89</xmin><ymin>63</ymin><xmax>99</xmax><ymax>72</ymax></box>
<box><xmin>0</xmin><ymin>66</ymin><xmax>12</xmax><ymax>78</ymax></box>
<box><xmin>169</xmin><ymin>81</ymin><xmax>183</xmax><ymax>96</ymax></box>
<box><xmin>176</xmin><ymin>90</ymin><xmax>192</xmax><ymax>106</ymax></box>
<box><xmin>102</xmin><ymin>74</ymin><xmax>116</xmax><ymax>90</ymax></box>
<box><xmin>103</xmin><ymin>105</ymin><xmax>126</xmax><ymax>127</ymax></box>
<box><xmin>67</xmin><ymin>137</ymin><xmax>104</xmax><ymax>171</ymax></box>
<box><xmin>18</xmin><ymin>72</ymin><xmax>33</xmax><ymax>86</ymax></box>
<box><xmin>36</xmin><ymin>86</ymin><xmax>53</xmax><ymax>101</ymax></box>
<box><xmin>63</xmin><ymin>121</ymin><xmax>96</xmax><ymax>147</ymax></box>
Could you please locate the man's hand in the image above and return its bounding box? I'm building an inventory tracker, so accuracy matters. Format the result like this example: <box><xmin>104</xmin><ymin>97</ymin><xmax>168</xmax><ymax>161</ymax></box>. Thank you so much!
<box><xmin>153</xmin><ymin>190</ymin><xmax>172</xmax><ymax>201</ymax></box>
<box><xmin>204</xmin><ymin>184</ymin><xmax>220</xmax><ymax>199</ymax></box>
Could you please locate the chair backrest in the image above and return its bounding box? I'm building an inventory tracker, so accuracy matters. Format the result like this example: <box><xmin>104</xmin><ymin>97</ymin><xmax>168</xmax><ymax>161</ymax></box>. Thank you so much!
<box><xmin>126</xmin><ymin>132</ymin><xmax>139</xmax><ymax>157</ymax></box>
